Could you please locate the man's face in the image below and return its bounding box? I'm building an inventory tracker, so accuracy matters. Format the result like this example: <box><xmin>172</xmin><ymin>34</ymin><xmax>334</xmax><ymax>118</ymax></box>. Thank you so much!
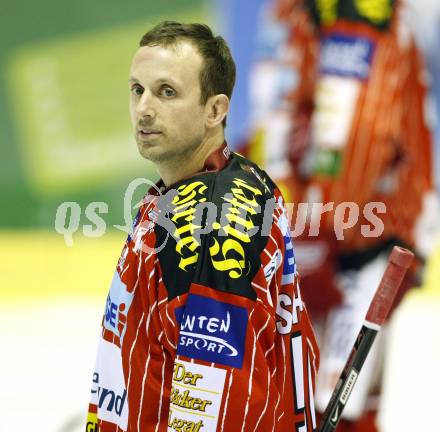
<box><xmin>129</xmin><ymin>41</ymin><xmax>207</xmax><ymax>164</ymax></box>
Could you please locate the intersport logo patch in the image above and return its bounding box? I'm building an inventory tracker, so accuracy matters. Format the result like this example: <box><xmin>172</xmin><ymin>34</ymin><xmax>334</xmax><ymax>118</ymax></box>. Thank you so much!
<box><xmin>175</xmin><ymin>294</ymin><xmax>248</xmax><ymax>368</ymax></box>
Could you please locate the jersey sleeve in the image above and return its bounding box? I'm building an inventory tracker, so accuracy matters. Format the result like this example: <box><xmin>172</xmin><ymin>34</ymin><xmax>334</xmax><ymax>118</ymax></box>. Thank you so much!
<box><xmin>271</xmin><ymin>195</ymin><xmax>320</xmax><ymax>431</ymax></box>
<box><xmin>167</xmin><ymin>172</ymin><xmax>319</xmax><ymax>432</ymax></box>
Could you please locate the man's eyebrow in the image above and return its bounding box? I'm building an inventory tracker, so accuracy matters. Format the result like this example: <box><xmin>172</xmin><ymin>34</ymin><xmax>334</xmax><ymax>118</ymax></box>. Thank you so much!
<box><xmin>155</xmin><ymin>78</ymin><xmax>178</xmax><ymax>85</ymax></box>
<box><xmin>128</xmin><ymin>77</ymin><xmax>181</xmax><ymax>87</ymax></box>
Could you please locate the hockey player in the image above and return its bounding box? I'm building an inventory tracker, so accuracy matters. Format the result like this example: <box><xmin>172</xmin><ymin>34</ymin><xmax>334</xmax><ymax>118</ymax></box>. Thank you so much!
<box><xmin>245</xmin><ymin>1</ymin><xmax>434</xmax><ymax>430</ymax></box>
<box><xmin>86</xmin><ymin>21</ymin><xmax>319</xmax><ymax>432</ymax></box>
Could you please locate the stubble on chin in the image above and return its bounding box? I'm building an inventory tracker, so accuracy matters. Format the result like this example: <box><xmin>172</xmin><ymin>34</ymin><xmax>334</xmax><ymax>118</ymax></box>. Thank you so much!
<box><xmin>137</xmin><ymin>135</ymin><xmax>203</xmax><ymax>166</ymax></box>
<box><xmin>137</xmin><ymin>142</ymin><xmax>157</xmax><ymax>162</ymax></box>
<box><xmin>135</xmin><ymin>135</ymin><xmax>163</xmax><ymax>162</ymax></box>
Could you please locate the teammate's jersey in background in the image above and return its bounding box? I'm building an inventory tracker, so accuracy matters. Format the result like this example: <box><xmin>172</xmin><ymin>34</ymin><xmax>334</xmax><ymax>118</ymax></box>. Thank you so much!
<box><xmin>246</xmin><ymin>0</ymin><xmax>433</xmax><ymax>253</ymax></box>
<box><xmin>299</xmin><ymin>2</ymin><xmax>433</xmax><ymax>251</ymax></box>
<box><xmin>86</xmin><ymin>146</ymin><xmax>319</xmax><ymax>432</ymax></box>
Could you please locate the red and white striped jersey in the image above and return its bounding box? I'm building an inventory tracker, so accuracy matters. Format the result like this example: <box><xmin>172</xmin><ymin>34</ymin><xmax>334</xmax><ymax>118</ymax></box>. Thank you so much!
<box><xmin>86</xmin><ymin>146</ymin><xmax>319</xmax><ymax>432</ymax></box>
<box><xmin>246</xmin><ymin>0</ymin><xmax>433</xmax><ymax>253</ymax></box>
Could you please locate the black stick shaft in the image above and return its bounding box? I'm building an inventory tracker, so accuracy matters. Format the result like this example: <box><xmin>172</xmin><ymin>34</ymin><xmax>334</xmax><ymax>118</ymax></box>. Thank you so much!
<box><xmin>318</xmin><ymin>247</ymin><xmax>413</xmax><ymax>431</ymax></box>
<box><xmin>318</xmin><ymin>324</ymin><xmax>379</xmax><ymax>432</ymax></box>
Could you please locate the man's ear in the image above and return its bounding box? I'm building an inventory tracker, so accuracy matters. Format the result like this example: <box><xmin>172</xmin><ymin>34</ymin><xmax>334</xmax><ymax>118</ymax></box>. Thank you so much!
<box><xmin>205</xmin><ymin>94</ymin><xmax>229</xmax><ymax>128</ymax></box>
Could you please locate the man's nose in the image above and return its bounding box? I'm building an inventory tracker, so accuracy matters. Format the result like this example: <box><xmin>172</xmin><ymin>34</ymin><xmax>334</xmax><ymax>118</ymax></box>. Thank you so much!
<box><xmin>136</xmin><ymin>91</ymin><xmax>156</xmax><ymax>119</ymax></box>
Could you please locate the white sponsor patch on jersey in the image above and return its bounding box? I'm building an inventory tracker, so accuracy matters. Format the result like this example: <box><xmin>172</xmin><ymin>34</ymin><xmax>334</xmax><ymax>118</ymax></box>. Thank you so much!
<box><xmin>276</xmin><ymin>198</ymin><xmax>290</xmax><ymax>237</ymax></box>
<box><xmin>264</xmin><ymin>249</ymin><xmax>282</xmax><ymax>285</ymax></box>
<box><xmin>103</xmin><ymin>271</ymin><xmax>134</xmax><ymax>344</ymax></box>
<box><xmin>311</xmin><ymin>76</ymin><xmax>360</xmax><ymax>152</ymax></box>
<box><xmin>91</xmin><ymin>338</ymin><xmax>128</xmax><ymax>430</ymax></box>
<box><xmin>168</xmin><ymin>360</ymin><xmax>227</xmax><ymax>432</ymax></box>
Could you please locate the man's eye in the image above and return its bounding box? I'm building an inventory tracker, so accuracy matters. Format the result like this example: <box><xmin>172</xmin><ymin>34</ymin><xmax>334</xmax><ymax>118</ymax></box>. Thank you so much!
<box><xmin>160</xmin><ymin>86</ymin><xmax>176</xmax><ymax>97</ymax></box>
<box><xmin>131</xmin><ymin>85</ymin><xmax>143</xmax><ymax>96</ymax></box>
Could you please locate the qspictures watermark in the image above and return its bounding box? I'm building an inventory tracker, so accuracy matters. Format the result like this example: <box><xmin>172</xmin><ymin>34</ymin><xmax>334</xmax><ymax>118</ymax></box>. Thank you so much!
<box><xmin>54</xmin><ymin>177</ymin><xmax>386</xmax><ymax>247</ymax></box>
<box><xmin>54</xmin><ymin>178</ymin><xmax>159</xmax><ymax>246</ymax></box>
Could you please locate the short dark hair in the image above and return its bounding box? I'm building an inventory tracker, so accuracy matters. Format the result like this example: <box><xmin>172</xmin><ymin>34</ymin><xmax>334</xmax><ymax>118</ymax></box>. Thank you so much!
<box><xmin>139</xmin><ymin>21</ymin><xmax>236</xmax><ymax>127</ymax></box>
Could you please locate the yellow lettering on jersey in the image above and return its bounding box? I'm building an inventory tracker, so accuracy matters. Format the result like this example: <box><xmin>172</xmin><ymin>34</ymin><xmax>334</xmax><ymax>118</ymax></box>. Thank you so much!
<box><xmin>231</xmin><ymin>177</ymin><xmax>263</xmax><ymax>196</ymax></box>
<box><xmin>173</xmin><ymin>362</ymin><xmax>204</xmax><ymax>386</ymax></box>
<box><xmin>175</xmin><ymin>235</ymin><xmax>199</xmax><ymax>256</ymax></box>
<box><xmin>172</xmin><ymin>181</ymin><xmax>208</xmax><ymax>271</ymax></box>
<box><xmin>170</xmin><ymin>388</ymin><xmax>213</xmax><ymax>412</ymax></box>
<box><xmin>173</xmin><ymin>182</ymin><xmax>208</xmax><ymax>206</ymax></box>
<box><xmin>209</xmin><ymin>238</ymin><xmax>246</xmax><ymax>279</ymax></box>
<box><xmin>223</xmin><ymin>195</ymin><xmax>258</xmax><ymax>215</ymax></box>
<box><xmin>168</xmin><ymin>413</ymin><xmax>204</xmax><ymax>432</ymax></box>
<box><xmin>316</xmin><ymin>0</ymin><xmax>338</xmax><ymax>26</ymax></box>
<box><xmin>355</xmin><ymin>0</ymin><xmax>392</xmax><ymax>24</ymax></box>
<box><xmin>172</xmin><ymin>204</ymin><xmax>198</xmax><ymax>223</ymax></box>
<box><xmin>86</xmin><ymin>411</ymin><xmax>98</xmax><ymax>432</ymax></box>
<box><xmin>209</xmin><ymin>178</ymin><xmax>262</xmax><ymax>278</ymax></box>
<box><xmin>224</xmin><ymin>213</ymin><xmax>255</xmax><ymax>237</ymax></box>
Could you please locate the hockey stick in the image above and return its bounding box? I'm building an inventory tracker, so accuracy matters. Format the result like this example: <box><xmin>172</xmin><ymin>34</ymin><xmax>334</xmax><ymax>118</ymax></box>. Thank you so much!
<box><xmin>318</xmin><ymin>246</ymin><xmax>414</xmax><ymax>432</ymax></box>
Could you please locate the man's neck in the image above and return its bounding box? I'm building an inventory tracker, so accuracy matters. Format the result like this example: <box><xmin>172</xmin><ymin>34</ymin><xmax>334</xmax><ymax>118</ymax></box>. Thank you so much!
<box><xmin>156</xmin><ymin>131</ymin><xmax>225</xmax><ymax>187</ymax></box>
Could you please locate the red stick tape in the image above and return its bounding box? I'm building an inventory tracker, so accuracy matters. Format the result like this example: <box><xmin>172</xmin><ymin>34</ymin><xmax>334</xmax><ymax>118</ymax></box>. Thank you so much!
<box><xmin>365</xmin><ymin>246</ymin><xmax>414</xmax><ymax>326</ymax></box>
